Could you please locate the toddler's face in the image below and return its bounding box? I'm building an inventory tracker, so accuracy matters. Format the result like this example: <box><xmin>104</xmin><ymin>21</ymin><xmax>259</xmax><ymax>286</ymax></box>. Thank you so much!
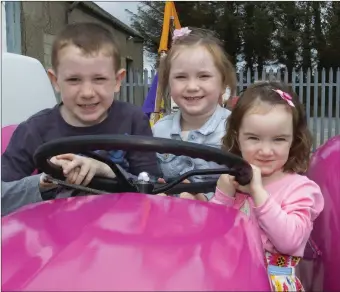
<box><xmin>238</xmin><ymin>102</ymin><xmax>294</xmax><ymax>180</ymax></box>
<box><xmin>49</xmin><ymin>45</ymin><xmax>125</xmax><ymax>127</ymax></box>
<box><xmin>168</xmin><ymin>45</ymin><xmax>224</xmax><ymax>118</ymax></box>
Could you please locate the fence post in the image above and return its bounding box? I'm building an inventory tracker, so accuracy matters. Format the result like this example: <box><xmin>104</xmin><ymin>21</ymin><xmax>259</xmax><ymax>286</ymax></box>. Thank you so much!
<box><xmin>284</xmin><ymin>69</ymin><xmax>288</xmax><ymax>84</ymax></box>
<box><xmin>238</xmin><ymin>69</ymin><xmax>244</xmax><ymax>92</ymax></box>
<box><xmin>254</xmin><ymin>68</ymin><xmax>258</xmax><ymax>82</ymax></box>
<box><xmin>336</xmin><ymin>68</ymin><xmax>340</xmax><ymax>136</ymax></box>
<box><xmin>320</xmin><ymin>68</ymin><xmax>326</xmax><ymax>145</ymax></box>
<box><xmin>246</xmin><ymin>68</ymin><xmax>251</xmax><ymax>87</ymax></box>
<box><xmin>143</xmin><ymin>69</ymin><xmax>149</xmax><ymax>103</ymax></box>
<box><xmin>312</xmin><ymin>70</ymin><xmax>318</xmax><ymax>151</ymax></box>
<box><xmin>269</xmin><ymin>68</ymin><xmax>274</xmax><ymax>81</ymax></box>
<box><xmin>306</xmin><ymin>68</ymin><xmax>311</xmax><ymax>130</ymax></box>
<box><xmin>292</xmin><ymin>68</ymin><xmax>296</xmax><ymax>92</ymax></box>
<box><xmin>128</xmin><ymin>68</ymin><xmax>134</xmax><ymax>104</ymax></box>
<box><xmin>328</xmin><ymin>68</ymin><xmax>334</xmax><ymax>140</ymax></box>
<box><xmin>299</xmin><ymin>68</ymin><xmax>304</xmax><ymax>104</ymax></box>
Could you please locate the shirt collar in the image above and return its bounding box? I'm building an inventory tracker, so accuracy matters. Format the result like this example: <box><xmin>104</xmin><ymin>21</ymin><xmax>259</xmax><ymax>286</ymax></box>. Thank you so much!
<box><xmin>170</xmin><ymin>105</ymin><xmax>227</xmax><ymax>136</ymax></box>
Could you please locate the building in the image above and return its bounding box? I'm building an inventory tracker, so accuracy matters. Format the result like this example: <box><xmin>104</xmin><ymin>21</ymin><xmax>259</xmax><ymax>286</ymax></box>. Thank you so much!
<box><xmin>26</xmin><ymin>1</ymin><xmax>143</xmax><ymax>70</ymax></box>
<box><xmin>4</xmin><ymin>1</ymin><xmax>145</xmax><ymax>105</ymax></box>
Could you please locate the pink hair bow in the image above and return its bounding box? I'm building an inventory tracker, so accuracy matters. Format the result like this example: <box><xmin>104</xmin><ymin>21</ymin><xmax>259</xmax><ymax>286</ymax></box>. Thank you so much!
<box><xmin>272</xmin><ymin>89</ymin><xmax>295</xmax><ymax>107</ymax></box>
<box><xmin>173</xmin><ymin>27</ymin><xmax>192</xmax><ymax>42</ymax></box>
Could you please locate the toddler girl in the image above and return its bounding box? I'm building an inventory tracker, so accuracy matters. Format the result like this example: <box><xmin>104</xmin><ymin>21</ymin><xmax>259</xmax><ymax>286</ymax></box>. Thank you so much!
<box><xmin>211</xmin><ymin>81</ymin><xmax>324</xmax><ymax>291</ymax></box>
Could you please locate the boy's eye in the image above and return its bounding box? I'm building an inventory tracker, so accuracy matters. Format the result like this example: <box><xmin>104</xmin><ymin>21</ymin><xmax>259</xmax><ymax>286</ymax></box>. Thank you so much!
<box><xmin>95</xmin><ymin>77</ymin><xmax>107</xmax><ymax>81</ymax></box>
<box><xmin>175</xmin><ymin>76</ymin><xmax>185</xmax><ymax>79</ymax></box>
<box><xmin>248</xmin><ymin>136</ymin><xmax>259</xmax><ymax>140</ymax></box>
<box><xmin>200</xmin><ymin>75</ymin><xmax>211</xmax><ymax>79</ymax></box>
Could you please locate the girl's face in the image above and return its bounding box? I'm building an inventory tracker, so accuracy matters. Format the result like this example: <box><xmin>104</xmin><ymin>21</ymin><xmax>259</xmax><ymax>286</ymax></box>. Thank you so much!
<box><xmin>238</xmin><ymin>102</ymin><xmax>294</xmax><ymax>179</ymax></box>
<box><xmin>168</xmin><ymin>45</ymin><xmax>224</xmax><ymax>118</ymax></box>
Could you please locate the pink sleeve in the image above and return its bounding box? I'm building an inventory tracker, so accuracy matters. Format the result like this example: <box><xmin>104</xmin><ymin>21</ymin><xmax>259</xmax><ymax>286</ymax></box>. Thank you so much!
<box><xmin>210</xmin><ymin>187</ymin><xmax>235</xmax><ymax>206</ymax></box>
<box><xmin>253</xmin><ymin>179</ymin><xmax>324</xmax><ymax>255</ymax></box>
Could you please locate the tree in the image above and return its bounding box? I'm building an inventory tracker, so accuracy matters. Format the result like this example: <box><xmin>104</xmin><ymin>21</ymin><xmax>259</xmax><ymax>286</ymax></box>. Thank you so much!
<box><xmin>128</xmin><ymin>1</ymin><xmax>339</xmax><ymax>73</ymax></box>
<box><xmin>322</xmin><ymin>2</ymin><xmax>340</xmax><ymax>69</ymax></box>
<box><xmin>271</xmin><ymin>2</ymin><xmax>302</xmax><ymax>79</ymax></box>
<box><xmin>240</xmin><ymin>2</ymin><xmax>275</xmax><ymax>74</ymax></box>
<box><xmin>299</xmin><ymin>1</ymin><xmax>314</xmax><ymax>72</ymax></box>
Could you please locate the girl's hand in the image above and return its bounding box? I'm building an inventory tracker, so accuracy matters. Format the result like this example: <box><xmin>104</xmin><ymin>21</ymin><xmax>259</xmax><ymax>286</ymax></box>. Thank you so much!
<box><xmin>50</xmin><ymin>154</ymin><xmax>115</xmax><ymax>186</ymax></box>
<box><xmin>178</xmin><ymin>179</ymin><xmax>207</xmax><ymax>201</ymax></box>
<box><xmin>216</xmin><ymin>174</ymin><xmax>237</xmax><ymax>197</ymax></box>
<box><xmin>179</xmin><ymin>192</ymin><xmax>207</xmax><ymax>201</ymax></box>
<box><xmin>157</xmin><ymin>178</ymin><xmax>207</xmax><ymax>201</ymax></box>
<box><xmin>232</xmin><ymin>164</ymin><xmax>263</xmax><ymax>195</ymax></box>
<box><xmin>233</xmin><ymin>164</ymin><xmax>268</xmax><ymax>206</ymax></box>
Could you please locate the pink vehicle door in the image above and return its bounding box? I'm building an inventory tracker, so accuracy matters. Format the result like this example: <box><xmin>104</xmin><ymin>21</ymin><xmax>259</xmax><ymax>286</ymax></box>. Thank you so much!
<box><xmin>2</xmin><ymin>193</ymin><xmax>271</xmax><ymax>291</ymax></box>
<box><xmin>306</xmin><ymin>135</ymin><xmax>340</xmax><ymax>292</ymax></box>
<box><xmin>1</xmin><ymin>124</ymin><xmax>17</xmax><ymax>154</ymax></box>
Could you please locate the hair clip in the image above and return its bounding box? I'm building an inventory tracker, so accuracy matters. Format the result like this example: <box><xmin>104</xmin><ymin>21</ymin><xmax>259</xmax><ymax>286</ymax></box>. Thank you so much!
<box><xmin>272</xmin><ymin>89</ymin><xmax>295</xmax><ymax>107</ymax></box>
<box><xmin>172</xmin><ymin>27</ymin><xmax>192</xmax><ymax>42</ymax></box>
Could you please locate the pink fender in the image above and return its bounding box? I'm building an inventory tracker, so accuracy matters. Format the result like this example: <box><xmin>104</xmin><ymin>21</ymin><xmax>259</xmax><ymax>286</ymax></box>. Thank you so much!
<box><xmin>306</xmin><ymin>135</ymin><xmax>340</xmax><ymax>292</ymax></box>
<box><xmin>2</xmin><ymin>193</ymin><xmax>271</xmax><ymax>291</ymax></box>
<box><xmin>2</xmin><ymin>124</ymin><xmax>38</xmax><ymax>175</ymax></box>
<box><xmin>2</xmin><ymin>124</ymin><xmax>18</xmax><ymax>154</ymax></box>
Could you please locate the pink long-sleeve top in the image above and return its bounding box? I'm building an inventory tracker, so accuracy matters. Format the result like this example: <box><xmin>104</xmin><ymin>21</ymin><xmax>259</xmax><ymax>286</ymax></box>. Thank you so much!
<box><xmin>210</xmin><ymin>173</ymin><xmax>324</xmax><ymax>257</ymax></box>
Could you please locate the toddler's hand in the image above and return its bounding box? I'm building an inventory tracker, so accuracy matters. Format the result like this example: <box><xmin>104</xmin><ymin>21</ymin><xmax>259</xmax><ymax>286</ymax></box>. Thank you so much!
<box><xmin>217</xmin><ymin>174</ymin><xmax>237</xmax><ymax>197</ymax></box>
<box><xmin>233</xmin><ymin>164</ymin><xmax>268</xmax><ymax>207</ymax></box>
<box><xmin>233</xmin><ymin>164</ymin><xmax>264</xmax><ymax>195</ymax></box>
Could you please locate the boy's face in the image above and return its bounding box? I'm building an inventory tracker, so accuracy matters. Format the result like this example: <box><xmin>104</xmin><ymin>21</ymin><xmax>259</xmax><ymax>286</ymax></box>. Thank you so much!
<box><xmin>48</xmin><ymin>45</ymin><xmax>125</xmax><ymax>127</ymax></box>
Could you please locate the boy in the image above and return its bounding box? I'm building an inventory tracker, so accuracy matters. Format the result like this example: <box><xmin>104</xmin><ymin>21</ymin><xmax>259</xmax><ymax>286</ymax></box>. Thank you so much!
<box><xmin>2</xmin><ymin>23</ymin><xmax>160</xmax><ymax>196</ymax></box>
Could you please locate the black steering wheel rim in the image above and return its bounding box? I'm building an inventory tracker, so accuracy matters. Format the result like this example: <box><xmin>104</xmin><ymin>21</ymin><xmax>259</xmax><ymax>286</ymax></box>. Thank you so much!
<box><xmin>33</xmin><ymin>135</ymin><xmax>252</xmax><ymax>196</ymax></box>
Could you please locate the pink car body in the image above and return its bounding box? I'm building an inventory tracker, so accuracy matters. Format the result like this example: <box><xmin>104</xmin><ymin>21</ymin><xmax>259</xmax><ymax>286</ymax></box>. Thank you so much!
<box><xmin>2</xmin><ymin>193</ymin><xmax>271</xmax><ymax>291</ymax></box>
<box><xmin>303</xmin><ymin>135</ymin><xmax>340</xmax><ymax>292</ymax></box>
<box><xmin>1</xmin><ymin>127</ymin><xmax>339</xmax><ymax>291</ymax></box>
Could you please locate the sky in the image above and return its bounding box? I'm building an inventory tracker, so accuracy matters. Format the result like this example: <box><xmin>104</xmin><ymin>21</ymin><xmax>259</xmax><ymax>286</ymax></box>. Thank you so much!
<box><xmin>95</xmin><ymin>1</ymin><xmax>139</xmax><ymax>26</ymax></box>
<box><xmin>95</xmin><ymin>1</ymin><xmax>154</xmax><ymax>69</ymax></box>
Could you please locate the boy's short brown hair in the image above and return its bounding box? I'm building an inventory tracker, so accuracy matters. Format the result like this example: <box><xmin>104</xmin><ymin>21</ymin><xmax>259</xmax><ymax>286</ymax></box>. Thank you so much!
<box><xmin>51</xmin><ymin>22</ymin><xmax>121</xmax><ymax>72</ymax></box>
<box><xmin>222</xmin><ymin>81</ymin><xmax>313</xmax><ymax>174</ymax></box>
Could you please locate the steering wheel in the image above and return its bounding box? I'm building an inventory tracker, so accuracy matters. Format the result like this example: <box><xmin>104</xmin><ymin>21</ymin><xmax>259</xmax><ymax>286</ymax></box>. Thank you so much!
<box><xmin>33</xmin><ymin>135</ymin><xmax>252</xmax><ymax>199</ymax></box>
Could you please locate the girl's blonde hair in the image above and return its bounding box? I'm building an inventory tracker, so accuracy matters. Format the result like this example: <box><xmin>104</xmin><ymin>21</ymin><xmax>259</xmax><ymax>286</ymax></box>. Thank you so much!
<box><xmin>222</xmin><ymin>81</ymin><xmax>313</xmax><ymax>174</ymax></box>
<box><xmin>158</xmin><ymin>27</ymin><xmax>237</xmax><ymax>101</ymax></box>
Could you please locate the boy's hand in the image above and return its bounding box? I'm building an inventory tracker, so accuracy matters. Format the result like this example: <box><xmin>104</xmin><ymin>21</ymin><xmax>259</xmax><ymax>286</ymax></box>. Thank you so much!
<box><xmin>217</xmin><ymin>174</ymin><xmax>237</xmax><ymax>197</ymax></box>
<box><xmin>50</xmin><ymin>154</ymin><xmax>115</xmax><ymax>186</ymax></box>
<box><xmin>39</xmin><ymin>173</ymin><xmax>58</xmax><ymax>190</ymax></box>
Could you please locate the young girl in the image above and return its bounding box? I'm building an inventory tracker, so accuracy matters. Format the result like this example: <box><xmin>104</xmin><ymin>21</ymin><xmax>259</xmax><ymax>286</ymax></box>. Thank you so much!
<box><xmin>152</xmin><ymin>27</ymin><xmax>237</xmax><ymax>201</ymax></box>
<box><xmin>211</xmin><ymin>81</ymin><xmax>324</xmax><ymax>291</ymax></box>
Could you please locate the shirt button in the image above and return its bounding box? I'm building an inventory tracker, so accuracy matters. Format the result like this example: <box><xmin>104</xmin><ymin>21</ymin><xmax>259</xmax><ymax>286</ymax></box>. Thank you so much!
<box><xmin>190</xmin><ymin>135</ymin><xmax>196</xmax><ymax>140</ymax></box>
<box><xmin>187</xmin><ymin>160</ymin><xmax>193</xmax><ymax>167</ymax></box>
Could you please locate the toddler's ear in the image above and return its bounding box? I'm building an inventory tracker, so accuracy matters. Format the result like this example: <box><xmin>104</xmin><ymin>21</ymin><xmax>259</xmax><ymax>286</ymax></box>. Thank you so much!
<box><xmin>47</xmin><ymin>69</ymin><xmax>60</xmax><ymax>93</ymax></box>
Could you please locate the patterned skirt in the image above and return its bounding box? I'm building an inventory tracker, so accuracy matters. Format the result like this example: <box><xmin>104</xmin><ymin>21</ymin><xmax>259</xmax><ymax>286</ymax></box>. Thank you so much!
<box><xmin>265</xmin><ymin>251</ymin><xmax>304</xmax><ymax>292</ymax></box>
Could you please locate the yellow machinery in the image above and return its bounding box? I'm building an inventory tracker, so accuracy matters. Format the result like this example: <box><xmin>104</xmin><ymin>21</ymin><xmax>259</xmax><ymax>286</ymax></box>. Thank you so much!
<box><xmin>149</xmin><ymin>1</ymin><xmax>181</xmax><ymax>127</ymax></box>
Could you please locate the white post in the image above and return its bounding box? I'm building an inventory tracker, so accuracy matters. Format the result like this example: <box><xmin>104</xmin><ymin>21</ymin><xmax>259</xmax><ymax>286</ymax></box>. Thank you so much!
<box><xmin>2</xmin><ymin>1</ymin><xmax>7</xmax><ymax>52</ymax></box>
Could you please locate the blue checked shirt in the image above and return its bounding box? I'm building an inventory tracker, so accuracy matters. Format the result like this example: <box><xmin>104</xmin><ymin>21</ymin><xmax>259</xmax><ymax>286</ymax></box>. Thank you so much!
<box><xmin>152</xmin><ymin>105</ymin><xmax>231</xmax><ymax>199</ymax></box>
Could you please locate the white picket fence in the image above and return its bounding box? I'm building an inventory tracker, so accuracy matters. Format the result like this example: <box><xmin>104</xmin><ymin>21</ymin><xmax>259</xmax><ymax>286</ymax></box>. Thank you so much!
<box><xmin>116</xmin><ymin>67</ymin><xmax>340</xmax><ymax>150</ymax></box>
